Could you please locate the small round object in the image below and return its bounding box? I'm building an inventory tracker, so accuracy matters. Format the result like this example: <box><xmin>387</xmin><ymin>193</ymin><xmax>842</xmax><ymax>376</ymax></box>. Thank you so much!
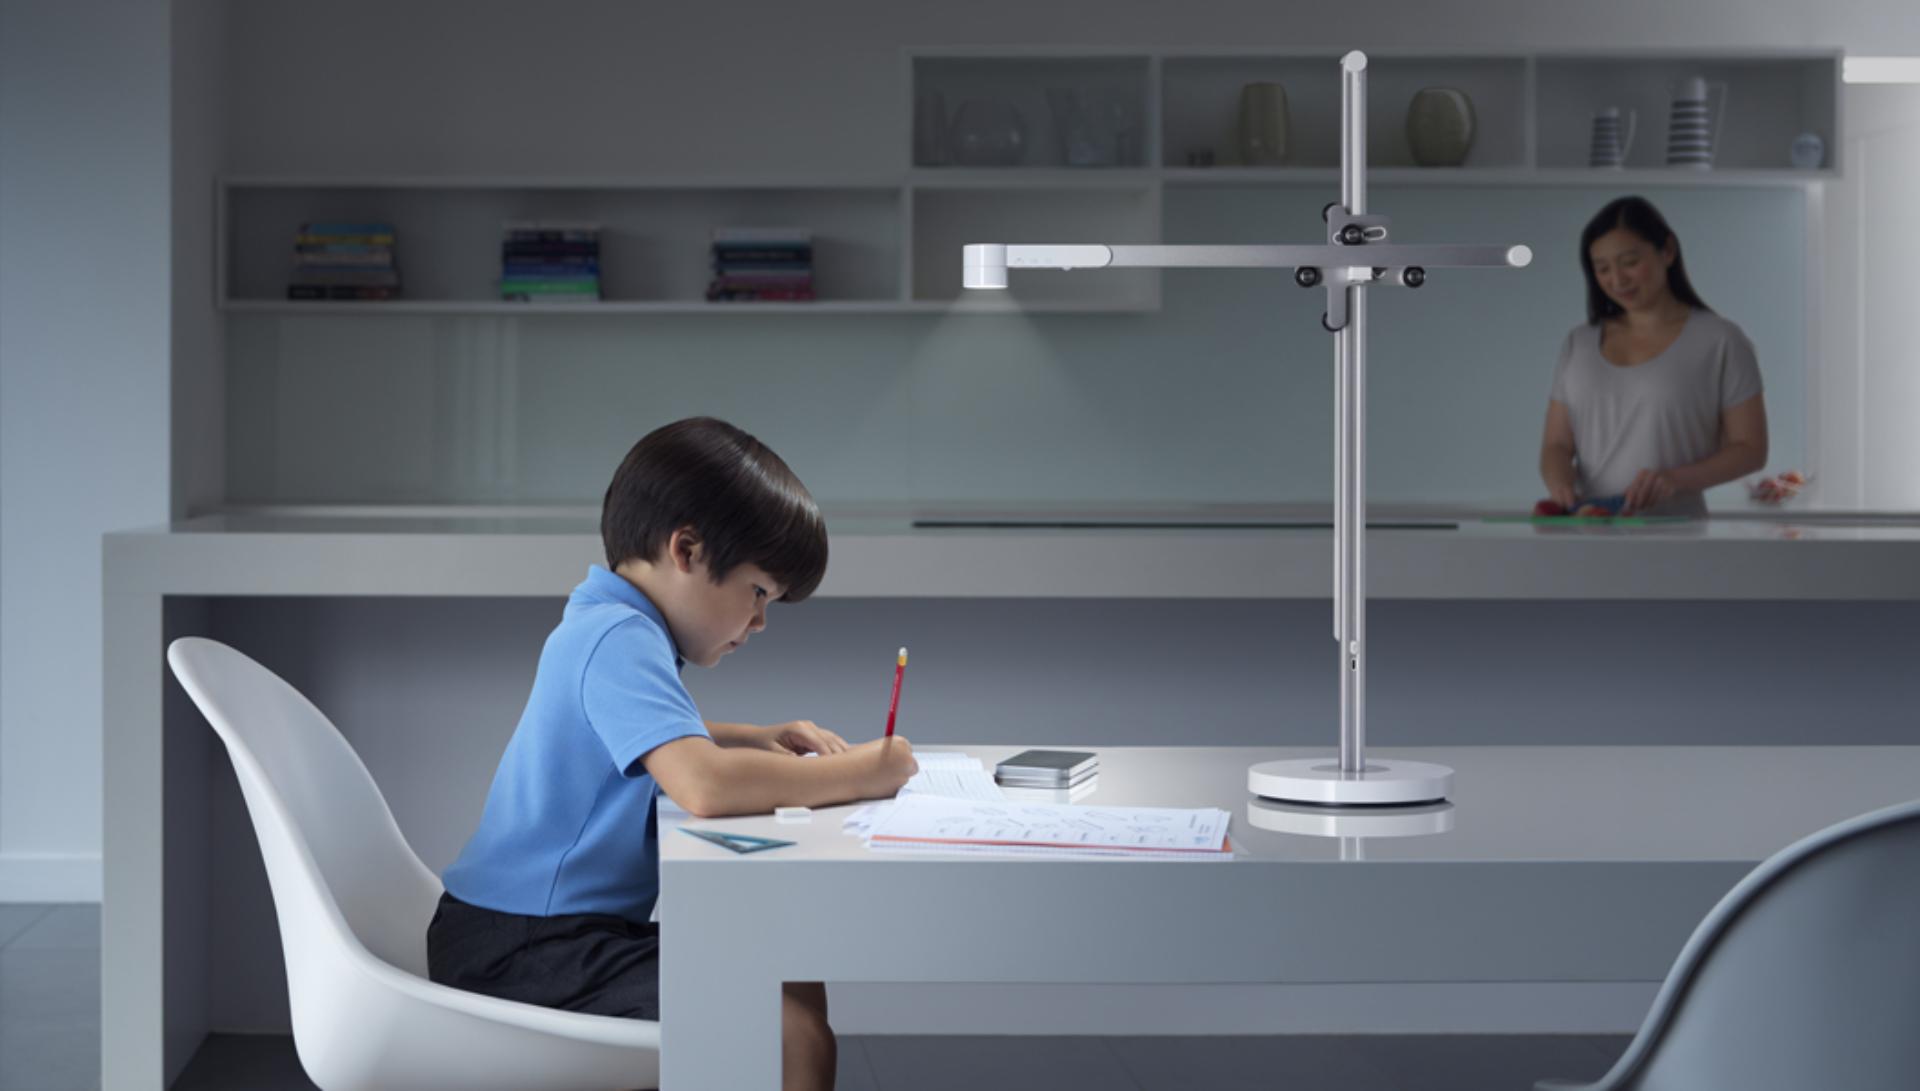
<box><xmin>1295</xmin><ymin>266</ymin><xmax>1322</xmax><ymax>288</ymax></box>
<box><xmin>1790</xmin><ymin>132</ymin><xmax>1825</xmax><ymax>170</ymax></box>
<box><xmin>1339</xmin><ymin>224</ymin><xmax>1365</xmax><ymax>245</ymax></box>
<box><xmin>1404</xmin><ymin>266</ymin><xmax>1426</xmax><ymax>288</ymax></box>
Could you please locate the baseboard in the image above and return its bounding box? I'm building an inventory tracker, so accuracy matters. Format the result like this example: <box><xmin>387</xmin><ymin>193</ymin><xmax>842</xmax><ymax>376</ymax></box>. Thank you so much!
<box><xmin>828</xmin><ymin>982</ymin><xmax>1659</xmax><ymax>1036</ymax></box>
<box><xmin>0</xmin><ymin>853</ymin><xmax>102</xmax><ymax>902</ymax></box>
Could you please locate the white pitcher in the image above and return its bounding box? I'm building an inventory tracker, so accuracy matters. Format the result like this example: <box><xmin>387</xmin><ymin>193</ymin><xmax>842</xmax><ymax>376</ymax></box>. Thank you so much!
<box><xmin>1666</xmin><ymin>76</ymin><xmax>1729</xmax><ymax>169</ymax></box>
<box><xmin>1589</xmin><ymin>106</ymin><xmax>1637</xmax><ymax>168</ymax></box>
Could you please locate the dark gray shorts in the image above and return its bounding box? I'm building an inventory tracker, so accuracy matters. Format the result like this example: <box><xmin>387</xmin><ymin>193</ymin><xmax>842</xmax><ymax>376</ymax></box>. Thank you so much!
<box><xmin>426</xmin><ymin>891</ymin><xmax>661</xmax><ymax>1020</ymax></box>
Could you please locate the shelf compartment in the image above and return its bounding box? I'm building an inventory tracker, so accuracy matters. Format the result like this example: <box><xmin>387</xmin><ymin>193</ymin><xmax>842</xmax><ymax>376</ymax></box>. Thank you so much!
<box><xmin>910</xmin><ymin>53</ymin><xmax>1153</xmax><ymax>170</ymax></box>
<box><xmin>1532</xmin><ymin>53</ymin><xmax>1841</xmax><ymax>172</ymax></box>
<box><xmin>223</xmin><ymin>182</ymin><xmax>904</xmax><ymax>306</ymax></box>
<box><xmin>1160</xmin><ymin>53</ymin><xmax>1528</xmax><ymax>171</ymax></box>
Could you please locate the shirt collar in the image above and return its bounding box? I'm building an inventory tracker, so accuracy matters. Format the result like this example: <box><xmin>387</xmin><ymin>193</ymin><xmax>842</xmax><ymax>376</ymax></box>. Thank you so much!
<box><xmin>581</xmin><ymin>565</ymin><xmax>685</xmax><ymax>667</ymax></box>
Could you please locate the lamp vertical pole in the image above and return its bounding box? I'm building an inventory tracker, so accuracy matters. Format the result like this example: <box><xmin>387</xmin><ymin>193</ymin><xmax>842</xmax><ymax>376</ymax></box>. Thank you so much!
<box><xmin>1337</xmin><ymin>52</ymin><xmax>1368</xmax><ymax>775</ymax></box>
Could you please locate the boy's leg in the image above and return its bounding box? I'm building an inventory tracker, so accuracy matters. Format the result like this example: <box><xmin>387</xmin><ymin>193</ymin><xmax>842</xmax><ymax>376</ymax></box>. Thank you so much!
<box><xmin>782</xmin><ymin>982</ymin><xmax>835</xmax><ymax>1091</ymax></box>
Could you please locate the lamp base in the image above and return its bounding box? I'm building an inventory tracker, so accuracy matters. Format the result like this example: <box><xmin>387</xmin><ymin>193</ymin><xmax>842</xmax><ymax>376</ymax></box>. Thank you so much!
<box><xmin>1246</xmin><ymin>798</ymin><xmax>1454</xmax><ymax>838</ymax></box>
<box><xmin>1247</xmin><ymin>757</ymin><xmax>1453</xmax><ymax>806</ymax></box>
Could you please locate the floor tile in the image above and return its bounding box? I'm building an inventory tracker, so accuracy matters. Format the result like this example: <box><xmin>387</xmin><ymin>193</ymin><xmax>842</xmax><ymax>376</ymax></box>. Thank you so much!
<box><xmin>174</xmin><ymin>1033</ymin><xmax>319</xmax><ymax>1090</ymax></box>
<box><xmin>1357</xmin><ymin>1034</ymin><xmax>1617</xmax><ymax>1091</ymax></box>
<box><xmin>8</xmin><ymin>905</ymin><xmax>99</xmax><ymax>951</ymax></box>
<box><xmin>864</xmin><ymin>1035</ymin><xmax>1142</xmax><ymax>1091</ymax></box>
<box><xmin>1112</xmin><ymin>1034</ymin><xmax>1399</xmax><ymax>1090</ymax></box>
<box><xmin>0</xmin><ymin>1018</ymin><xmax>99</xmax><ymax>1091</ymax></box>
<box><xmin>0</xmin><ymin>904</ymin><xmax>53</xmax><ymax>949</ymax></box>
<box><xmin>0</xmin><ymin>948</ymin><xmax>101</xmax><ymax>1029</ymax></box>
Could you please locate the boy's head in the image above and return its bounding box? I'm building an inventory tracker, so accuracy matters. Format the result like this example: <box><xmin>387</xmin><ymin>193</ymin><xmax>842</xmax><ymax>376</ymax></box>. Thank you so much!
<box><xmin>602</xmin><ymin>417</ymin><xmax>827</xmax><ymax>667</ymax></box>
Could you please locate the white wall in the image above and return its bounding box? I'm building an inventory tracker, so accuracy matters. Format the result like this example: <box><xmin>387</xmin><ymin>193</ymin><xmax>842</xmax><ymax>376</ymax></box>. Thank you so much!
<box><xmin>1817</xmin><ymin>80</ymin><xmax>1920</xmax><ymax>509</ymax></box>
<box><xmin>0</xmin><ymin>0</ymin><xmax>176</xmax><ymax>901</ymax></box>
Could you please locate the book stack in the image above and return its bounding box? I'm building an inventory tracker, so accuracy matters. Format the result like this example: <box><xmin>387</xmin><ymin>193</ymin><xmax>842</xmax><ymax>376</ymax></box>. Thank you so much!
<box><xmin>288</xmin><ymin>222</ymin><xmax>400</xmax><ymax>301</ymax></box>
<box><xmin>706</xmin><ymin>227</ymin><xmax>814</xmax><ymax>302</ymax></box>
<box><xmin>501</xmin><ymin>221</ymin><xmax>602</xmax><ymax>303</ymax></box>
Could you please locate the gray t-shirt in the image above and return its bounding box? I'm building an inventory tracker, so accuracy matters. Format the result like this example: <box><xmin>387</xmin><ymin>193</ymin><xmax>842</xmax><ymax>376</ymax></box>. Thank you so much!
<box><xmin>1549</xmin><ymin>308</ymin><xmax>1763</xmax><ymax>516</ymax></box>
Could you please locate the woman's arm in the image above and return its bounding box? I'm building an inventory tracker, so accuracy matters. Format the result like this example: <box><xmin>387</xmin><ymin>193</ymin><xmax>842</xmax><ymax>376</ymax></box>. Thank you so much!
<box><xmin>1539</xmin><ymin>399</ymin><xmax>1579</xmax><ymax>508</ymax></box>
<box><xmin>1623</xmin><ymin>394</ymin><xmax>1769</xmax><ymax>511</ymax></box>
<box><xmin>1673</xmin><ymin>393</ymin><xmax>1769</xmax><ymax>491</ymax></box>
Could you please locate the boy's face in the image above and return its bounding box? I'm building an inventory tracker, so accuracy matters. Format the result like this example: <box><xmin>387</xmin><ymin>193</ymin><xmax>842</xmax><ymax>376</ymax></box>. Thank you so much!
<box><xmin>628</xmin><ymin>528</ymin><xmax>783</xmax><ymax>669</ymax></box>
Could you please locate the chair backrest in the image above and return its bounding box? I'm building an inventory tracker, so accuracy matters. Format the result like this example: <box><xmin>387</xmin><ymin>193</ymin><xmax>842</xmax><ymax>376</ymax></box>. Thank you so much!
<box><xmin>1599</xmin><ymin>798</ymin><xmax>1920</xmax><ymax>1091</ymax></box>
<box><xmin>167</xmin><ymin>637</ymin><xmax>443</xmax><ymax>977</ymax></box>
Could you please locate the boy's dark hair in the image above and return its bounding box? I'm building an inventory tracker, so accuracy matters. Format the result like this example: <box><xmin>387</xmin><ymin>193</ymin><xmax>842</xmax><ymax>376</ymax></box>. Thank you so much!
<box><xmin>601</xmin><ymin>417</ymin><xmax>828</xmax><ymax>603</ymax></box>
<box><xmin>1579</xmin><ymin>195</ymin><xmax>1713</xmax><ymax>326</ymax></box>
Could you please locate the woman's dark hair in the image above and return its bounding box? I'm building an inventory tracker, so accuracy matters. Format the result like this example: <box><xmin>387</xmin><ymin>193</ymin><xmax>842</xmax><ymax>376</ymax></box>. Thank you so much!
<box><xmin>601</xmin><ymin>417</ymin><xmax>828</xmax><ymax>603</ymax></box>
<box><xmin>1579</xmin><ymin>196</ymin><xmax>1712</xmax><ymax>325</ymax></box>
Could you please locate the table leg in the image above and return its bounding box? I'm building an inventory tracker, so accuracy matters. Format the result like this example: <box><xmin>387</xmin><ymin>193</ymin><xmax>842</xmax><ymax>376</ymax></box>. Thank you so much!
<box><xmin>660</xmin><ymin>913</ymin><xmax>782</xmax><ymax>1089</ymax></box>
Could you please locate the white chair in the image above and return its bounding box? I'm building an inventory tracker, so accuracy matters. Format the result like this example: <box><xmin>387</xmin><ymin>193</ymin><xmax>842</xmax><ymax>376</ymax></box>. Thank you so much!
<box><xmin>1537</xmin><ymin>797</ymin><xmax>1920</xmax><ymax>1091</ymax></box>
<box><xmin>167</xmin><ymin>636</ymin><xmax>660</xmax><ymax>1091</ymax></box>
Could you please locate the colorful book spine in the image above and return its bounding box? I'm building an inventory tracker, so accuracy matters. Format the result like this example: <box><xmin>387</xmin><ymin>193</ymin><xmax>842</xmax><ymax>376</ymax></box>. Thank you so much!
<box><xmin>289</xmin><ymin>221</ymin><xmax>401</xmax><ymax>301</ymax></box>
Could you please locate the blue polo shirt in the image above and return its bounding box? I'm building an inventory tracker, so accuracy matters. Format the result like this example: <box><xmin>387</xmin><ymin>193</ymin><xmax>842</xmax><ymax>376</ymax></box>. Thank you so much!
<box><xmin>442</xmin><ymin>566</ymin><xmax>710</xmax><ymax>923</ymax></box>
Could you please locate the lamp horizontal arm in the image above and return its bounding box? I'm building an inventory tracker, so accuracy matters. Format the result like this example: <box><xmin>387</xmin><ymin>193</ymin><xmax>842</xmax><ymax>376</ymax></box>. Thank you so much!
<box><xmin>963</xmin><ymin>242</ymin><xmax>1529</xmax><ymax>287</ymax></box>
<box><xmin>1100</xmin><ymin>244</ymin><xmax>1531</xmax><ymax>269</ymax></box>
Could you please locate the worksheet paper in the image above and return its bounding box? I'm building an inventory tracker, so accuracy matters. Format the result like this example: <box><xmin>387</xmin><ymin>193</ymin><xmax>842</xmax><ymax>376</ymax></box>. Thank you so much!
<box><xmin>864</xmin><ymin>795</ymin><xmax>1232</xmax><ymax>858</ymax></box>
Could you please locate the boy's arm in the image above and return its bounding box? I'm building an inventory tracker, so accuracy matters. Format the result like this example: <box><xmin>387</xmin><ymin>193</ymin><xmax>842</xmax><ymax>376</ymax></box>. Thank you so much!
<box><xmin>706</xmin><ymin>719</ymin><xmax>853</xmax><ymax>755</ymax></box>
<box><xmin>705</xmin><ymin>720</ymin><xmax>777</xmax><ymax>750</ymax></box>
<box><xmin>645</xmin><ymin>734</ymin><xmax>917</xmax><ymax>818</ymax></box>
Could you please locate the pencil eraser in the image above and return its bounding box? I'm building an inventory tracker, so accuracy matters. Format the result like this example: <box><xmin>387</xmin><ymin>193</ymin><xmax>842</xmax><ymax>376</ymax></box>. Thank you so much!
<box><xmin>775</xmin><ymin>806</ymin><xmax>813</xmax><ymax>822</ymax></box>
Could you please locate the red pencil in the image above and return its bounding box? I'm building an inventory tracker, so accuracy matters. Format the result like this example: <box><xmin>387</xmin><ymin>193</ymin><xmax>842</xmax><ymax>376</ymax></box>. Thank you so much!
<box><xmin>884</xmin><ymin>647</ymin><xmax>908</xmax><ymax>737</ymax></box>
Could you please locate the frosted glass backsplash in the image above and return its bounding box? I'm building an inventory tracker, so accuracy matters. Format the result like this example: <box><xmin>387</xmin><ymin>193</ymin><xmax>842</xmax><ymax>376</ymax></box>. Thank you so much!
<box><xmin>227</xmin><ymin>185</ymin><xmax>1805</xmax><ymax>509</ymax></box>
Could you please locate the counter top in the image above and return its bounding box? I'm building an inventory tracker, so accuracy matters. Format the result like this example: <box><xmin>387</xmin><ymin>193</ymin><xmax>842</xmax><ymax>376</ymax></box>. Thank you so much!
<box><xmin>104</xmin><ymin>505</ymin><xmax>1920</xmax><ymax>600</ymax></box>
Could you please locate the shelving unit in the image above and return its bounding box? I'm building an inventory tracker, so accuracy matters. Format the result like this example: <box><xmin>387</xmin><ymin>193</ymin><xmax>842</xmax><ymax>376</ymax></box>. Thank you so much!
<box><xmin>215</xmin><ymin>48</ymin><xmax>1840</xmax><ymax>318</ymax></box>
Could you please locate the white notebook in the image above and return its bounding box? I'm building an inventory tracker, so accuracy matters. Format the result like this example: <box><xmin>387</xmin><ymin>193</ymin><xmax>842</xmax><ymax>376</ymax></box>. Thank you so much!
<box><xmin>898</xmin><ymin>750</ymin><xmax>1005</xmax><ymax>802</ymax></box>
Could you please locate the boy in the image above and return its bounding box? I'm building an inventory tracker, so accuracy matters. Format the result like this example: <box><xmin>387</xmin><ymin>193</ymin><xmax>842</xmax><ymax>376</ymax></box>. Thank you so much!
<box><xmin>430</xmin><ymin>417</ymin><xmax>918</xmax><ymax>1091</ymax></box>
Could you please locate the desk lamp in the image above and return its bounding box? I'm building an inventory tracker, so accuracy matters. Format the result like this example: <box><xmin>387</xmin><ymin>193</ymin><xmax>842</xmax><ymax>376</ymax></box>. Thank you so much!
<box><xmin>961</xmin><ymin>52</ymin><xmax>1531</xmax><ymax>807</ymax></box>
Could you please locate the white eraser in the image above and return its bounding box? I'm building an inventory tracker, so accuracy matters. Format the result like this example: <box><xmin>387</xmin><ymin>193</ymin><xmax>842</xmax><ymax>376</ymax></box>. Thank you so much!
<box><xmin>775</xmin><ymin>806</ymin><xmax>813</xmax><ymax>822</ymax></box>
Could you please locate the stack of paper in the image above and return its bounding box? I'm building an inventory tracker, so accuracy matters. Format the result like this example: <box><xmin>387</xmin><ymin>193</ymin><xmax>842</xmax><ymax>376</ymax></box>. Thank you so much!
<box><xmin>857</xmin><ymin>794</ymin><xmax>1233</xmax><ymax>860</ymax></box>
<box><xmin>899</xmin><ymin>750</ymin><xmax>1005</xmax><ymax>801</ymax></box>
<box><xmin>841</xmin><ymin>750</ymin><xmax>1001</xmax><ymax>838</ymax></box>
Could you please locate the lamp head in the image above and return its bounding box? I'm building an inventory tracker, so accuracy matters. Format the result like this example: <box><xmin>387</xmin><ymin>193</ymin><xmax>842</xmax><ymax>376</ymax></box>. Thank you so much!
<box><xmin>963</xmin><ymin>244</ymin><xmax>1008</xmax><ymax>290</ymax></box>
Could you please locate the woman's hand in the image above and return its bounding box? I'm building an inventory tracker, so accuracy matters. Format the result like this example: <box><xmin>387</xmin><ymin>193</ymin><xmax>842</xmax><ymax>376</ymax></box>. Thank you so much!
<box><xmin>763</xmin><ymin>720</ymin><xmax>850</xmax><ymax>756</ymax></box>
<box><xmin>1622</xmin><ymin>469</ymin><xmax>1678</xmax><ymax>514</ymax></box>
<box><xmin>1549</xmin><ymin>482</ymin><xmax>1578</xmax><ymax>510</ymax></box>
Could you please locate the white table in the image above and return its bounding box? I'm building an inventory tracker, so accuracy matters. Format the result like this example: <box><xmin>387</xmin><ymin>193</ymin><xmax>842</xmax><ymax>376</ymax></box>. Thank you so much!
<box><xmin>657</xmin><ymin>744</ymin><xmax>1920</xmax><ymax>1088</ymax></box>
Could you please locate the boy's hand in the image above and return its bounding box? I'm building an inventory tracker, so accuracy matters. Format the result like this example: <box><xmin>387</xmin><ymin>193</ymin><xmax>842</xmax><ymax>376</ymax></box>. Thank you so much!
<box><xmin>855</xmin><ymin>736</ymin><xmax>919</xmax><ymax>796</ymax></box>
<box><xmin>765</xmin><ymin>720</ymin><xmax>850</xmax><ymax>756</ymax></box>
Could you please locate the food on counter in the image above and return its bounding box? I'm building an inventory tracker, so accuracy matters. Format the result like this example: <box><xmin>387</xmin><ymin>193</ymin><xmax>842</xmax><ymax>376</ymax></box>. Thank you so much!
<box><xmin>1748</xmin><ymin>470</ymin><xmax>1808</xmax><ymax>505</ymax></box>
<box><xmin>1533</xmin><ymin>495</ymin><xmax>1627</xmax><ymax>519</ymax></box>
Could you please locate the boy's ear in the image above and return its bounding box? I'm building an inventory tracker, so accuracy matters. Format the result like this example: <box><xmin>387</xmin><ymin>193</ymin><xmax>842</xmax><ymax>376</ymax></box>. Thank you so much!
<box><xmin>668</xmin><ymin>526</ymin><xmax>704</xmax><ymax>573</ymax></box>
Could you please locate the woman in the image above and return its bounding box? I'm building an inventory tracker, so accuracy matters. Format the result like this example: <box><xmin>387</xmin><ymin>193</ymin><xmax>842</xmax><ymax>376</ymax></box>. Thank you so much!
<box><xmin>1539</xmin><ymin>197</ymin><xmax>1768</xmax><ymax>516</ymax></box>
